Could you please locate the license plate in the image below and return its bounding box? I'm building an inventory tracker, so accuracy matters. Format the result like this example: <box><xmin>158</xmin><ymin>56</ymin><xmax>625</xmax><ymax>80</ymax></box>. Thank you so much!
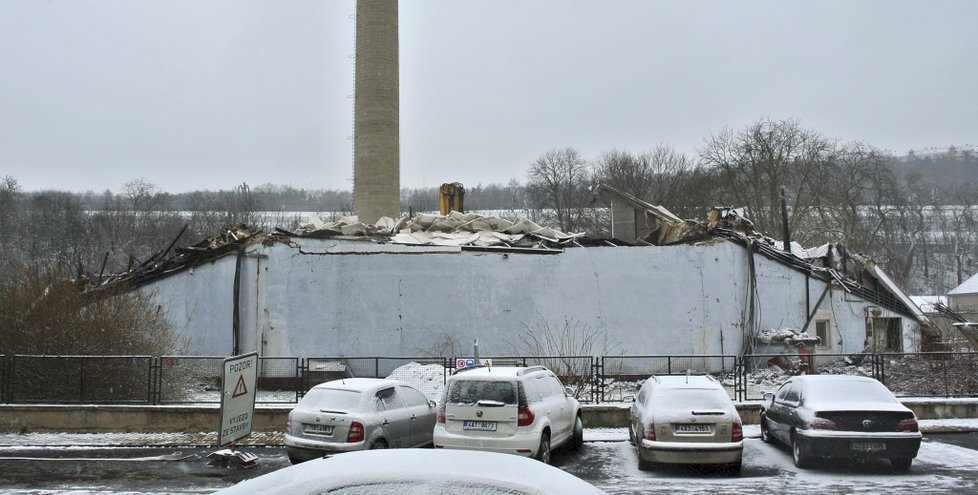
<box><xmin>303</xmin><ymin>424</ymin><xmax>334</xmax><ymax>435</ymax></box>
<box><xmin>462</xmin><ymin>420</ymin><xmax>497</xmax><ymax>431</ymax></box>
<box><xmin>850</xmin><ymin>441</ymin><xmax>886</xmax><ymax>452</ymax></box>
<box><xmin>676</xmin><ymin>424</ymin><xmax>712</xmax><ymax>433</ymax></box>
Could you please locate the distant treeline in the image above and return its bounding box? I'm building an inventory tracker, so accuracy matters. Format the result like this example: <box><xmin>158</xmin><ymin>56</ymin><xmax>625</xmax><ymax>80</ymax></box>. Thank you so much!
<box><xmin>1</xmin><ymin>118</ymin><xmax>976</xmax><ymax>296</ymax></box>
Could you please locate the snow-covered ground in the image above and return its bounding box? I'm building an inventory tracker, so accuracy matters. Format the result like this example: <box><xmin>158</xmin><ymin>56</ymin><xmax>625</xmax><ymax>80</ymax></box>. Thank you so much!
<box><xmin>562</xmin><ymin>437</ymin><xmax>978</xmax><ymax>494</ymax></box>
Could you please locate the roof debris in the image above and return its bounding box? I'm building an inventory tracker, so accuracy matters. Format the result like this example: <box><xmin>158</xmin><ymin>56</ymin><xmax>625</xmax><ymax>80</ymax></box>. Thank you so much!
<box><xmin>86</xmin><ymin>202</ymin><xmax>925</xmax><ymax>328</ymax></box>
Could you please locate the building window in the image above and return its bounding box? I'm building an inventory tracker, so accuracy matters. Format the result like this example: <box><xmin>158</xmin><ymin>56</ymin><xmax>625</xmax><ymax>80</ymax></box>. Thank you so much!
<box><xmin>815</xmin><ymin>320</ymin><xmax>831</xmax><ymax>349</ymax></box>
<box><xmin>868</xmin><ymin>317</ymin><xmax>903</xmax><ymax>352</ymax></box>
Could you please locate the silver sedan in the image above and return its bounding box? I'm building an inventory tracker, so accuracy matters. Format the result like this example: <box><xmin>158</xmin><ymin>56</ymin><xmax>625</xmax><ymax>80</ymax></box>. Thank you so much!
<box><xmin>284</xmin><ymin>378</ymin><xmax>437</xmax><ymax>463</ymax></box>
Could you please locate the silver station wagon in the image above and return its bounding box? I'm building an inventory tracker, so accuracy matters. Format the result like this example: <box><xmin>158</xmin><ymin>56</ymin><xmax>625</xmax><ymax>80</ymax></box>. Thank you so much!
<box><xmin>628</xmin><ymin>374</ymin><xmax>744</xmax><ymax>472</ymax></box>
<box><xmin>284</xmin><ymin>378</ymin><xmax>436</xmax><ymax>463</ymax></box>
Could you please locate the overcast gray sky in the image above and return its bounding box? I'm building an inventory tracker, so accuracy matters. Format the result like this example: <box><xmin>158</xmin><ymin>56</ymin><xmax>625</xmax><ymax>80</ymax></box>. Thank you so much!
<box><xmin>1</xmin><ymin>0</ymin><xmax>976</xmax><ymax>193</ymax></box>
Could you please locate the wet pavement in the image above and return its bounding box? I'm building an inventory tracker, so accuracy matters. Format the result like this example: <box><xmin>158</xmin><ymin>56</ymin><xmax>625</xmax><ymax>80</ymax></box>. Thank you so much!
<box><xmin>1</xmin><ymin>434</ymin><xmax>977</xmax><ymax>494</ymax></box>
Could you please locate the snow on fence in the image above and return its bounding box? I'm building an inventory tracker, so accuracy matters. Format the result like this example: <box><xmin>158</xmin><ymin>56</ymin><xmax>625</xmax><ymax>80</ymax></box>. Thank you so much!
<box><xmin>1</xmin><ymin>352</ymin><xmax>977</xmax><ymax>405</ymax></box>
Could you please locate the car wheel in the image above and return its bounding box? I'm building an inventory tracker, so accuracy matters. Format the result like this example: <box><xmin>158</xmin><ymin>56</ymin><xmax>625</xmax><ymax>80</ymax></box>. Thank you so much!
<box><xmin>287</xmin><ymin>455</ymin><xmax>301</xmax><ymax>465</ymax></box>
<box><xmin>891</xmin><ymin>458</ymin><xmax>912</xmax><ymax>472</ymax></box>
<box><xmin>628</xmin><ymin>423</ymin><xmax>635</xmax><ymax>445</ymax></box>
<box><xmin>725</xmin><ymin>461</ymin><xmax>742</xmax><ymax>475</ymax></box>
<box><xmin>370</xmin><ymin>439</ymin><xmax>388</xmax><ymax>450</ymax></box>
<box><xmin>535</xmin><ymin>432</ymin><xmax>551</xmax><ymax>464</ymax></box>
<box><xmin>637</xmin><ymin>456</ymin><xmax>654</xmax><ymax>471</ymax></box>
<box><xmin>791</xmin><ymin>433</ymin><xmax>811</xmax><ymax>469</ymax></box>
<box><xmin>760</xmin><ymin>416</ymin><xmax>773</xmax><ymax>444</ymax></box>
<box><xmin>570</xmin><ymin>416</ymin><xmax>584</xmax><ymax>450</ymax></box>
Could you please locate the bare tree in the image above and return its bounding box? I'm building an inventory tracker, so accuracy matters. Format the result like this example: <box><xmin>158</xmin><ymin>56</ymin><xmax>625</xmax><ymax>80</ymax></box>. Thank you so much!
<box><xmin>699</xmin><ymin>118</ymin><xmax>833</xmax><ymax>237</ymax></box>
<box><xmin>526</xmin><ymin>147</ymin><xmax>591</xmax><ymax>232</ymax></box>
<box><xmin>592</xmin><ymin>145</ymin><xmax>705</xmax><ymax>219</ymax></box>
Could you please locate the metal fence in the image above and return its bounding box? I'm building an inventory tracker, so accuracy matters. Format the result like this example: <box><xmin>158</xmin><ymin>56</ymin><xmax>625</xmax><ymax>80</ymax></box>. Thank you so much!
<box><xmin>1</xmin><ymin>351</ymin><xmax>976</xmax><ymax>405</ymax></box>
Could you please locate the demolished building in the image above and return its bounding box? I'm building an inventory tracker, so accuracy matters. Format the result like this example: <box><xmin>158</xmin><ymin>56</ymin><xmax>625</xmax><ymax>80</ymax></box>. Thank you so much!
<box><xmin>91</xmin><ymin>202</ymin><xmax>931</xmax><ymax>369</ymax></box>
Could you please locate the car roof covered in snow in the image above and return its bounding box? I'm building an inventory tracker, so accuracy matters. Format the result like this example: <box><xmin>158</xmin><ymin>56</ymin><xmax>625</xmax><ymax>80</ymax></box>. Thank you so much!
<box><xmin>652</xmin><ymin>375</ymin><xmax>721</xmax><ymax>389</ymax></box>
<box><xmin>451</xmin><ymin>366</ymin><xmax>548</xmax><ymax>379</ymax></box>
<box><xmin>214</xmin><ymin>448</ymin><xmax>606</xmax><ymax>495</ymax></box>
<box><xmin>312</xmin><ymin>378</ymin><xmax>410</xmax><ymax>393</ymax></box>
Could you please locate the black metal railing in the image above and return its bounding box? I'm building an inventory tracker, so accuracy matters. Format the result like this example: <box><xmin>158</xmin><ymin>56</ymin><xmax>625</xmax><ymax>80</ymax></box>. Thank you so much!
<box><xmin>1</xmin><ymin>351</ymin><xmax>976</xmax><ymax>405</ymax></box>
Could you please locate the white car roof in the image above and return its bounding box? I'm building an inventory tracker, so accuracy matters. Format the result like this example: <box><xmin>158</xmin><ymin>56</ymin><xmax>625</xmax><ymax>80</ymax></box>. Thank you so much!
<box><xmin>651</xmin><ymin>375</ymin><xmax>721</xmax><ymax>389</ymax></box>
<box><xmin>312</xmin><ymin>377</ymin><xmax>410</xmax><ymax>394</ymax></box>
<box><xmin>451</xmin><ymin>366</ymin><xmax>547</xmax><ymax>380</ymax></box>
<box><xmin>215</xmin><ymin>449</ymin><xmax>606</xmax><ymax>495</ymax></box>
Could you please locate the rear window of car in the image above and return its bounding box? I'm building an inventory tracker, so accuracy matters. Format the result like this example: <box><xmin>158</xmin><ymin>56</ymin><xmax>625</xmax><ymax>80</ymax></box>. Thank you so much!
<box><xmin>447</xmin><ymin>380</ymin><xmax>517</xmax><ymax>405</ymax></box>
<box><xmin>301</xmin><ymin>388</ymin><xmax>363</xmax><ymax>411</ymax></box>
<box><xmin>655</xmin><ymin>388</ymin><xmax>730</xmax><ymax>410</ymax></box>
<box><xmin>804</xmin><ymin>380</ymin><xmax>895</xmax><ymax>405</ymax></box>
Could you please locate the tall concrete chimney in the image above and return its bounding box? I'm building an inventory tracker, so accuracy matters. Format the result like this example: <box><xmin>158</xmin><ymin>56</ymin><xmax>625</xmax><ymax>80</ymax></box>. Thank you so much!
<box><xmin>354</xmin><ymin>0</ymin><xmax>399</xmax><ymax>224</ymax></box>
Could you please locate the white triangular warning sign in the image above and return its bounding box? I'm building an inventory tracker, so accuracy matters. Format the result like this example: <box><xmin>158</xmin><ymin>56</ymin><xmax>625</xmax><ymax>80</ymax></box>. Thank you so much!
<box><xmin>231</xmin><ymin>374</ymin><xmax>248</xmax><ymax>398</ymax></box>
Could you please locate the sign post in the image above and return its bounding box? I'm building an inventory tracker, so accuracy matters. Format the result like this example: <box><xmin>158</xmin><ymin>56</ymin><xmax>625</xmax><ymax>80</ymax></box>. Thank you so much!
<box><xmin>207</xmin><ymin>352</ymin><xmax>259</xmax><ymax>468</ymax></box>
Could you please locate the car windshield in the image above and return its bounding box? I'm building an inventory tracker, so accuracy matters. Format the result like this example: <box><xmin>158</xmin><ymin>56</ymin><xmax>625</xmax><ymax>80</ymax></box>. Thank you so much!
<box><xmin>804</xmin><ymin>380</ymin><xmax>895</xmax><ymax>405</ymax></box>
<box><xmin>447</xmin><ymin>380</ymin><xmax>516</xmax><ymax>405</ymax></box>
<box><xmin>301</xmin><ymin>388</ymin><xmax>363</xmax><ymax>411</ymax></box>
<box><xmin>655</xmin><ymin>388</ymin><xmax>730</xmax><ymax>410</ymax></box>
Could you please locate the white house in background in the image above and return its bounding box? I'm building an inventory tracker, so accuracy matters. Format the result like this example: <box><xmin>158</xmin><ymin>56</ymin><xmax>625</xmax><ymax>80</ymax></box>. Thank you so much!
<box><xmin>949</xmin><ymin>272</ymin><xmax>978</xmax><ymax>321</ymax></box>
<box><xmin>98</xmin><ymin>208</ymin><xmax>929</xmax><ymax>372</ymax></box>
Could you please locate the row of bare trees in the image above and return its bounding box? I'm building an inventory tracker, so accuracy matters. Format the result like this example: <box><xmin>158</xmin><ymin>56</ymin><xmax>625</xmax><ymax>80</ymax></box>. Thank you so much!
<box><xmin>0</xmin><ymin>118</ymin><xmax>975</xmax><ymax>296</ymax></box>
<box><xmin>523</xmin><ymin>118</ymin><xmax>978</xmax><ymax>294</ymax></box>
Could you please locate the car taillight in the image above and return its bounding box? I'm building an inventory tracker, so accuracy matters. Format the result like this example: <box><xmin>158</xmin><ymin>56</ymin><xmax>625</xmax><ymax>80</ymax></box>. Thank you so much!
<box><xmin>436</xmin><ymin>403</ymin><xmax>446</xmax><ymax>424</ymax></box>
<box><xmin>811</xmin><ymin>418</ymin><xmax>837</xmax><ymax>430</ymax></box>
<box><xmin>347</xmin><ymin>421</ymin><xmax>364</xmax><ymax>443</ymax></box>
<box><xmin>732</xmin><ymin>422</ymin><xmax>743</xmax><ymax>442</ymax></box>
<box><xmin>517</xmin><ymin>406</ymin><xmax>535</xmax><ymax>427</ymax></box>
<box><xmin>644</xmin><ymin>423</ymin><xmax>656</xmax><ymax>441</ymax></box>
<box><xmin>896</xmin><ymin>418</ymin><xmax>918</xmax><ymax>432</ymax></box>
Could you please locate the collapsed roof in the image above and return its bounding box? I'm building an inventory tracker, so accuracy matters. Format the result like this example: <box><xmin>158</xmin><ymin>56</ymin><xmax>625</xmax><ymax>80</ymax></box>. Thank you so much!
<box><xmin>91</xmin><ymin>204</ymin><xmax>926</xmax><ymax>326</ymax></box>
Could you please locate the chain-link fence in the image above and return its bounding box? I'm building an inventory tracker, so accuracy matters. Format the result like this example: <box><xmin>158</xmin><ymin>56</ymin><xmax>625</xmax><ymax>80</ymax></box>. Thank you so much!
<box><xmin>3</xmin><ymin>355</ymin><xmax>153</xmax><ymax>404</ymax></box>
<box><xmin>597</xmin><ymin>355</ymin><xmax>737</xmax><ymax>402</ymax></box>
<box><xmin>2</xmin><ymin>352</ymin><xmax>977</xmax><ymax>405</ymax></box>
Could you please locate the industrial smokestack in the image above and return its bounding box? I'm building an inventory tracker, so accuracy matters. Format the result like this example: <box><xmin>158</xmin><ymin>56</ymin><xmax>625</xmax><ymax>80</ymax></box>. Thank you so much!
<box><xmin>354</xmin><ymin>0</ymin><xmax>400</xmax><ymax>224</ymax></box>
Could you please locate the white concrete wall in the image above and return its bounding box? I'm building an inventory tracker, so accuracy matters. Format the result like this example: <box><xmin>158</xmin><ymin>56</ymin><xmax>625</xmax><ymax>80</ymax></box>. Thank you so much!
<box><xmin>143</xmin><ymin>239</ymin><xmax>919</xmax><ymax>360</ymax></box>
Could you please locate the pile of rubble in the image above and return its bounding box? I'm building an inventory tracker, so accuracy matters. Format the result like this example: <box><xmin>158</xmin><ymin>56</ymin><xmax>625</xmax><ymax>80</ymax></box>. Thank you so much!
<box><xmin>282</xmin><ymin>212</ymin><xmax>585</xmax><ymax>249</ymax></box>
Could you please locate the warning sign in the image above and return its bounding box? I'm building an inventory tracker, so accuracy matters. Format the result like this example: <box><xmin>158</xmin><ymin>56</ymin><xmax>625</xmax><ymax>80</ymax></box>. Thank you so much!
<box><xmin>231</xmin><ymin>374</ymin><xmax>248</xmax><ymax>398</ymax></box>
<box><xmin>218</xmin><ymin>352</ymin><xmax>258</xmax><ymax>447</ymax></box>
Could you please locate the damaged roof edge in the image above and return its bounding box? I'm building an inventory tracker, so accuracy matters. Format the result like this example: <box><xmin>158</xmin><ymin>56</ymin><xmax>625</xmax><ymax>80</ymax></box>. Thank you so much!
<box><xmin>717</xmin><ymin>229</ymin><xmax>923</xmax><ymax>322</ymax></box>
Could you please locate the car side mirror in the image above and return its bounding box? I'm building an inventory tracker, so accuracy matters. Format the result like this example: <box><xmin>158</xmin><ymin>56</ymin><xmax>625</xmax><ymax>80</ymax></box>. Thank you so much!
<box><xmin>623</xmin><ymin>395</ymin><xmax>635</xmax><ymax>403</ymax></box>
<box><xmin>763</xmin><ymin>392</ymin><xmax>774</xmax><ymax>402</ymax></box>
<box><xmin>564</xmin><ymin>387</ymin><xmax>574</xmax><ymax>397</ymax></box>
<box><xmin>428</xmin><ymin>400</ymin><xmax>436</xmax><ymax>408</ymax></box>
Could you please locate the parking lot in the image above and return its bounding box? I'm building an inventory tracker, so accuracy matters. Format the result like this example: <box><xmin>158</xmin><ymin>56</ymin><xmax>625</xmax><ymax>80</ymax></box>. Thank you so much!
<box><xmin>1</xmin><ymin>432</ymin><xmax>977</xmax><ymax>494</ymax></box>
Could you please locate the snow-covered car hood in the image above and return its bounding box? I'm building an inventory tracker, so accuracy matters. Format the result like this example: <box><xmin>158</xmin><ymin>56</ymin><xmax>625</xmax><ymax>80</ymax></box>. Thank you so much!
<box><xmin>214</xmin><ymin>449</ymin><xmax>606</xmax><ymax>495</ymax></box>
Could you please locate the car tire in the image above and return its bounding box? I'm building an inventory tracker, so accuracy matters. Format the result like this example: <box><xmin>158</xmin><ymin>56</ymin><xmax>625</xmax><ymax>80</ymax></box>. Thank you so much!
<box><xmin>628</xmin><ymin>423</ymin><xmax>636</xmax><ymax>445</ymax></box>
<box><xmin>891</xmin><ymin>458</ymin><xmax>912</xmax><ymax>472</ymax></box>
<box><xmin>637</xmin><ymin>457</ymin><xmax>654</xmax><ymax>471</ymax></box>
<box><xmin>570</xmin><ymin>416</ymin><xmax>584</xmax><ymax>450</ymax></box>
<box><xmin>287</xmin><ymin>455</ymin><xmax>301</xmax><ymax>465</ymax></box>
<box><xmin>535</xmin><ymin>432</ymin><xmax>551</xmax><ymax>464</ymax></box>
<box><xmin>760</xmin><ymin>416</ymin><xmax>773</xmax><ymax>444</ymax></box>
<box><xmin>791</xmin><ymin>433</ymin><xmax>811</xmax><ymax>469</ymax></box>
<box><xmin>725</xmin><ymin>461</ymin><xmax>742</xmax><ymax>475</ymax></box>
<box><xmin>370</xmin><ymin>439</ymin><xmax>388</xmax><ymax>450</ymax></box>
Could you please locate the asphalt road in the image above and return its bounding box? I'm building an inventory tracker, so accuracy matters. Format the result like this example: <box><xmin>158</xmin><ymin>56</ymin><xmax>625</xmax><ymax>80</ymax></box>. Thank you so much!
<box><xmin>0</xmin><ymin>434</ymin><xmax>976</xmax><ymax>494</ymax></box>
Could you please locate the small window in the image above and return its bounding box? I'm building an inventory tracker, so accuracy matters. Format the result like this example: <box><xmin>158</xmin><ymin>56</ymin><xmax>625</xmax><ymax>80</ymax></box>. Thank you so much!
<box><xmin>815</xmin><ymin>320</ymin><xmax>831</xmax><ymax>349</ymax></box>
<box><xmin>377</xmin><ymin>387</ymin><xmax>404</xmax><ymax>410</ymax></box>
<box><xmin>397</xmin><ymin>386</ymin><xmax>430</xmax><ymax>407</ymax></box>
<box><xmin>547</xmin><ymin>376</ymin><xmax>566</xmax><ymax>397</ymax></box>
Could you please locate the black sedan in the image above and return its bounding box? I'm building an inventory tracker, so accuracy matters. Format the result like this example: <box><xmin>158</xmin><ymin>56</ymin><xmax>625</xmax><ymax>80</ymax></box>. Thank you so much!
<box><xmin>759</xmin><ymin>375</ymin><xmax>921</xmax><ymax>471</ymax></box>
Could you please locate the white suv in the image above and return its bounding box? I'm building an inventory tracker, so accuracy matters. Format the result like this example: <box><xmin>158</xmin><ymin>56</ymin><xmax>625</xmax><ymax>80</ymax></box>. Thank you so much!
<box><xmin>432</xmin><ymin>366</ymin><xmax>583</xmax><ymax>463</ymax></box>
